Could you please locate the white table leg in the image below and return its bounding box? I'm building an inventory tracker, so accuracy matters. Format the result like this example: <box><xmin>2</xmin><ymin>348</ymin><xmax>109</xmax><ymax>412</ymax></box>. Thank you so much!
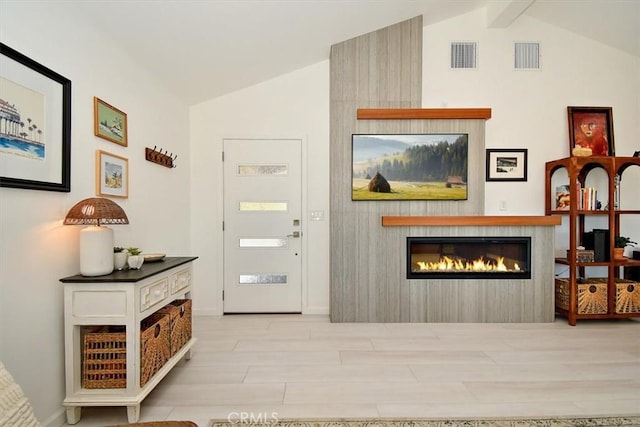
<box><xmin>65</xmin><ymin>407</ymin><xmax>81</xmax><ymax>424</ymax></box>
<box><xmin>127</xmin><ymin>404</ymin><xmax>141</xmax><ymax>423</ymax></box>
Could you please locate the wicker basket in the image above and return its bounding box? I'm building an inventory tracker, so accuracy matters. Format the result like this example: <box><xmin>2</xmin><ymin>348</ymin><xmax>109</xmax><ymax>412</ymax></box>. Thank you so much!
<box><xmin>566</xmin><ymin>249</ymin><xmax>595</xmax><ymax>263</ymax></box>
<box><xmin>82</xmin><ymin>326</ymin><xmax>127</xmax><ymax>389</ymax></box>
<box><xmin>140</xmin><ymin>312</ymin><xmax>171</xmax><ymax>387</ymax></box>
<box><xmin>158</xmin><ymin>299</ymin><xmax>192</xmax><ymax>356</ymax></box>
<box><xmin>615</xmin><ymin>278</ymin><xmax>640</xmax><ymax>314</ymax></box>
<box><xmin>82</xmin><ymin>312</ymin><xmax>172</xmax><ymax>389</ymax></box>
<box><xmin>555</xmin><ymin>278</ymin><xmax>608</xmax><ymax>314</ymax></box>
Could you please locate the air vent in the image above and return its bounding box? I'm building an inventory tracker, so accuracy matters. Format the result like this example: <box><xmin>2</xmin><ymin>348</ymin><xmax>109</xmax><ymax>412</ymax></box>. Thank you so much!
<box><xmin>514</xmin><ymin>42</ymin><xmax>540</xmax><ymax>69</ymax></box>
<box><xmin>450</xmin><ymin>42</ymin><xmax>477</xmax><ymax>69</ymax></box>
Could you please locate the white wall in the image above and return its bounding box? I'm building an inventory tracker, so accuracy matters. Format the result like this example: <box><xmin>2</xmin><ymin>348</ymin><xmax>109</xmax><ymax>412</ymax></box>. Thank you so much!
<box><xmin>2</xmin><ymin>3</ymin><xmax>639</xmax><ymax>425</ymax></box>
<box><xmin>190</xmin><ymin>61</ymin><xmax>331</xmax><ymax>316</ymax></box>
<box><xmin>423</xmin><ymin>9</ymin><xmax>640</xmax><ymax>225</ymax></box>
<box><xmin>0</xmin><ymin>2</ymin><xmax>190</xmax><ymax>425</ymax></box>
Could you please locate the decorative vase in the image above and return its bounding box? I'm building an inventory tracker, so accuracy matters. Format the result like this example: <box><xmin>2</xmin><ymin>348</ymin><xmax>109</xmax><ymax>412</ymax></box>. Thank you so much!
<box><xmin>623</xmin><ymin>245</ymin><xmax>636</xmax><ymax>258</ymax></box>
<box><xmin>127</xmin><ymin>255</ymin><xmax>144</xmax><ymax>270</ymax></box>
<box><xmin>114</xmin><ymin>252</ymin><xmax>128</xmax><ymax>270</ymax></box>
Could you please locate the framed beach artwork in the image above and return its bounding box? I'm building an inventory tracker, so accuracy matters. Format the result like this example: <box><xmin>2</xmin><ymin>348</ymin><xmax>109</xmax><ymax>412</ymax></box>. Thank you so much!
<box><xmin>94</xmin><ymin>97</ymin><xmax>127</xmax><ymax>146</ymax></box>
<box><xmin>0</xmin><ymin>43</ymin><xmax>71</xmax><ymax>192</ymax></box>
<box><xmin>96</xmin><ymin>150</ymin><xmax>128</xmax><ymax>198</ymax></box>
<box><xmin>352</xmin><ymin>133</ymin><xmax>468</xmax><ymax>201</ymax></box>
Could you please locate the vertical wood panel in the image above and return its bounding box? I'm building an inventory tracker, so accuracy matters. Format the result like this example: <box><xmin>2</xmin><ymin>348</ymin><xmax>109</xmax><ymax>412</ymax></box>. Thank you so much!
<box><xmin>330</xmin><ymin>16</ymin><xmax>423</xmax><ymax>322</ymax></box>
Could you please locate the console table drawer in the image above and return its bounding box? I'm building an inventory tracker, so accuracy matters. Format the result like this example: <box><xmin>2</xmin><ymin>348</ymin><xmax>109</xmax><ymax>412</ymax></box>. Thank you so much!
<box><xmin>171</xmin><ymin>268</ymin><xmax>191</xmax><ymax>295</ymax></box>
<box><xmin>72</xmin><ymin>290</ymin><xmax>127</xmax><ymax>318</ymax></box>
<box><xmin>140</xmin><ymin>278</ymin><xmax>169</xmax><ymax>312</ymax></box>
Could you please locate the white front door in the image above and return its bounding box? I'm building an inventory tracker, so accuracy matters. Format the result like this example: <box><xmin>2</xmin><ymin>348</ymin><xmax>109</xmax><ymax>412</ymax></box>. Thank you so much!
<box><xmin>223</xmin><ymin>138</ymin><xmax>302</xmax><ymax>313</ymax></box>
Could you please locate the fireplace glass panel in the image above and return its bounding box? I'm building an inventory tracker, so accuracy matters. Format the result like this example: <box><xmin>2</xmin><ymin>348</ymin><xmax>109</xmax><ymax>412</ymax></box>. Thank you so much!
<box><xmin>407</xmin><ymin>237</ymin><xmax>531</xmax><ymax>279</ymax></box>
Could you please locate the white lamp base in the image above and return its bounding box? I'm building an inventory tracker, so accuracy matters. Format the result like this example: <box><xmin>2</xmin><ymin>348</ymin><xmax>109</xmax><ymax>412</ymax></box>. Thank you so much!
<box><xmin>80</xmin><ymin>226</ymin><xmax>114</xmax><ymax>276</ymax></box>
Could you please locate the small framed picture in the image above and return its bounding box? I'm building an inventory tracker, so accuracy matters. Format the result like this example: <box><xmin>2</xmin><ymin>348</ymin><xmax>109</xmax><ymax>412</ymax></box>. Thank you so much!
<box><xmin>96</xmin><ymin>150</ymin><xmax>128</xmax><ymax>198</ymax></box>
<box><xmin>94</xmin><ymin>97</ymin><xmax>128</xmax><ymax>146</ymax></box>
<box><xmin>567</xmin><ymin>106</ymin><xmax>614</xmax><ymax>156</ymax></box>
<box><xmin>486</xmin><ymin>149</ymin><xmax>528</xmax><ymax>182</ymax></box>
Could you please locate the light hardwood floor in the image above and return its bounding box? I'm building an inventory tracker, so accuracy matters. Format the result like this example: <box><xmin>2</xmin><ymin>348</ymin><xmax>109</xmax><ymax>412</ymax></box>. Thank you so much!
<box><xmin>67</xmin><ymin>315</ymin><xmax>640</xmax><ymax>426</ymax></box>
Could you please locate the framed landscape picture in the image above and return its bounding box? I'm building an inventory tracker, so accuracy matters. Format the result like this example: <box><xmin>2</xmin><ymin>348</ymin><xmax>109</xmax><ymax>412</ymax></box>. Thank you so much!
<box><xmin>351</xmin><ymin>134</ymin><xmax>468</xmax><ymax>201</ymax></box>
<box><xmin>94</xmin><ymin>97</ymin><xmax>127</xmax><ymax>146</ymax></box>
<box><xmin>96</xmin><ymin>149</ymin><xmax>128</xmax><ymax>198</ymax></box>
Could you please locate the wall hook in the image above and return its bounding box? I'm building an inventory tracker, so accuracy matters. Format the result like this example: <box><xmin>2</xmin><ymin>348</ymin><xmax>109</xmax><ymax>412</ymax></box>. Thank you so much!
<box><xmin>145</xmin><ymin>146</ymin><xmax>176</xmax><ymax>169</ymax></box>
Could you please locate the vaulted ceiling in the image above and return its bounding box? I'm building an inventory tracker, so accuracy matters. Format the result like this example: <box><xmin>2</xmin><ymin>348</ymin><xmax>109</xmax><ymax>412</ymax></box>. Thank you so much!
<box><xmin>74</xmin><ymin>0</ymin><xmax>639</xmax><ymax>105</ymax></box>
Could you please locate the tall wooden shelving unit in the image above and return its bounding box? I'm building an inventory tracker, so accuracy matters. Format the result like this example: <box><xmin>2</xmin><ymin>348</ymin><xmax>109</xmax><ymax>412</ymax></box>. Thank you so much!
<box><xmin>545</xmin><ymin>156</ymin><xmax>640</xmax><ymax>325</ymax></box>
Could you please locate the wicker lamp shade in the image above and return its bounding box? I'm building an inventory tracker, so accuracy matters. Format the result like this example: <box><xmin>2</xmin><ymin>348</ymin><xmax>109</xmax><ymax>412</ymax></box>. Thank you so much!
<box><xmin>64</xmin><ymin>197</ymin><xmax>129</xmax><ymax>226</ymax></box>
<box><xmin>64</xmin><ymin>197</ymin><xmax>129</xmax><ymax>276</ymax></box>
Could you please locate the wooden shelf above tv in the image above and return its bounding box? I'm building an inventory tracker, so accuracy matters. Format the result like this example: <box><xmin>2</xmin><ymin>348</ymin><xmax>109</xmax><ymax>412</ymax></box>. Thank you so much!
<box><xmin>381</xmin><ymin>216</ymin><xmax>561</xmax><ymax>227</ymax></box>
<box><xmin>357</xmin><ymin>108</ymin><xmax>492</xmax><ymax>120</ymax></box>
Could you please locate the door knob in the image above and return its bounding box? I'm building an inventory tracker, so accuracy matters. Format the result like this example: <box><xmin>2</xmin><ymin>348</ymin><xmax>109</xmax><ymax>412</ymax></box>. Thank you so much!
<box><xmin>287</xmin><ymin>231</ymin><xmax>301</xmax><ymax>238</ymax></box>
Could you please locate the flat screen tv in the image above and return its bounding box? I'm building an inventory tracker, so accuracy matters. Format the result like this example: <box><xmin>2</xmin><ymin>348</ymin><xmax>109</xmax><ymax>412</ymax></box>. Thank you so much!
<box><xmin>352</xmin><ymin>133</ymin><xmax>468</xmax><ymax>201</ymax></box>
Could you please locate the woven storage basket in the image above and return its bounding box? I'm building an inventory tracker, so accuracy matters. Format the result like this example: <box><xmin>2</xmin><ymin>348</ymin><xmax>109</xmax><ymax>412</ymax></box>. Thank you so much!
<box><xmin>82</xmin><ymin>326</ymin><xmax>127</xmax><ymax>389</ymax></box>
<box><xmin>615</xmin><ymin>278</ymin><xmax>640</xmax><ymax>314</ymax></box>
<box><xmin>555</xmin><ymin>278</ymin><xmax>608</xmax><ymax>314</ymax></box>
<box><xmin>566</xmin><ymin>249</ymin><xmax>595</xmax><ymax>263</ymax></box>
<box><xmin>158</xmin><ymin>299</ymin><xmax>192</xmax><ymax>356</ymax></box>
<box><xmin>140</xmin><ymin>312</ymin><xmax>171</xmax><ymax>387</ymax></box>
<box><xmin>555</xmin><ymin>278</ymin><xmax>570</xmax><ymax>310</ymax></box>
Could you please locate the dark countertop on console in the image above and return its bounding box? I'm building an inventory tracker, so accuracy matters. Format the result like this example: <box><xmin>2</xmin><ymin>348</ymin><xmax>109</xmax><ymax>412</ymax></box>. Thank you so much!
<box><xmin>60</xmin><ymin>256</ymin><xmax>198</xmax><ymax>283</ymax></box>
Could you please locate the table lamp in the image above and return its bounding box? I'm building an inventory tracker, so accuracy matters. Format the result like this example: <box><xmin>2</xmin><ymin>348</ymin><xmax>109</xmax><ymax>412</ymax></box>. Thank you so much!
<box><xmin>64</xmin><ymin>197</ymin><xmax>129</xmax><ymax>276</ymax></box>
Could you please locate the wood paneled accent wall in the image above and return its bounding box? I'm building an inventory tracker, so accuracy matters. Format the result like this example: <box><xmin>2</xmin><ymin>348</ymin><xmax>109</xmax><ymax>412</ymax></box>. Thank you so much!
<box><xmin>329</xmin><ymin>16</ymin><xmax>554</xmax><ymax>322</ymax></box>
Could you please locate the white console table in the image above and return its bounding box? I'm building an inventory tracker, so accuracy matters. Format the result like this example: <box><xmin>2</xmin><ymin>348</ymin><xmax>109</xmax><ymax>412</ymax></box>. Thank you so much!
<box><xmin>60</xmin><ymin>256</ymin><xmax>198</xmax><ymax>424</ymax></box>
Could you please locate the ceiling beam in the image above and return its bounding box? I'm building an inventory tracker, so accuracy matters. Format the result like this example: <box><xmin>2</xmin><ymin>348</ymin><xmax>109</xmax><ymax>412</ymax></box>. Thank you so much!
<box><xmin>486</xmin><ymin>0</ymin><xmax>536</xmax><ymax>28</ymax></box>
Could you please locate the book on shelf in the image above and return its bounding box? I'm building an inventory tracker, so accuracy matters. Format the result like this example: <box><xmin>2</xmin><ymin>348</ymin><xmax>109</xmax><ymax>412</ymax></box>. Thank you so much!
<box><xmin>579</xmin><ymin>186</ymin><xmax>597</xmax><ymax>210</ymax></box>
<box><xmin>555</xmin><ymin>185</ymin><xmax>570</xmax><ymax>210</ymax></box>
<box><xmin>554</xmin><ymin>184</ymin><xmax>599</xmax><ymax>211</ymax></box>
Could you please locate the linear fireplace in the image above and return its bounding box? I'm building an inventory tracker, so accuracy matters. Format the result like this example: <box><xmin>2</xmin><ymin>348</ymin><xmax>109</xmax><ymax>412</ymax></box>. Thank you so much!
<box><xmin>407</xmin><ymin>236</ymin><xmax>531</xmax><ymax>280</ymax></box>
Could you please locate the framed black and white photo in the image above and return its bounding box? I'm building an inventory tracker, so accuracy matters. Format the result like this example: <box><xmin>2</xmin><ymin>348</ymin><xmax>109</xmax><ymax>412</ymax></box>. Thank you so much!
<box><xmin>486</xmin><ymin>149</ymin><xmax>528</xmax><ymax>182</ymax></box>
<box><xmin>0</xmin><ymin>43</ymin><xmax>71</xmax><ymax>192</ymax></box>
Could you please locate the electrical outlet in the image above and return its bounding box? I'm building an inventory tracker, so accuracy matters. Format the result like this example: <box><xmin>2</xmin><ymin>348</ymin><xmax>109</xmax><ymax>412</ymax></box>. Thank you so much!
<box><xmin>499</xmin><ymin>200</ymin><xmax>507</xmax><ymax>211</ymax></box>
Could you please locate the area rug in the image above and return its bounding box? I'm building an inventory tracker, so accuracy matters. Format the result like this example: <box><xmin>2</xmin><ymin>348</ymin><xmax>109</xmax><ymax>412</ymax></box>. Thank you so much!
<box><xmin>209</xmin><ymin>416</ymin><xmax>640</xmax><ymax>427</ymax></box>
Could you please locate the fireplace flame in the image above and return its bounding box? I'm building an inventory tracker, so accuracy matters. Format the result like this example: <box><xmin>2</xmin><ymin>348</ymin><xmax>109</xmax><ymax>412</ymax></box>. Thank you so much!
<box><xmin>416</xmin><ymin>256</ymin><xmax>521</xmax><ymax>273</ymax></box>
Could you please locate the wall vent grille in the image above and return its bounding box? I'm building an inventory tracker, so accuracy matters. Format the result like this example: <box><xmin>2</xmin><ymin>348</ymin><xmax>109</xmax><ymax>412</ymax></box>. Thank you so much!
<box><xmin>514</xmin><ymin>42</ymin><xmax>540</xmax><ymax>69</ymax></box>
<box><xmin>450</xmin><ymin>42</ymin><xmax>477</xmax><ymax>69</ymax></box>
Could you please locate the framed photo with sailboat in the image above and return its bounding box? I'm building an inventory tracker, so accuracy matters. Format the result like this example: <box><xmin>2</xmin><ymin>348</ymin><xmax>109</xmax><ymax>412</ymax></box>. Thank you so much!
<box><xmin>94</xmin><ymin>97</ymin><xmax>128</xmax><ymax>147</ymax></box>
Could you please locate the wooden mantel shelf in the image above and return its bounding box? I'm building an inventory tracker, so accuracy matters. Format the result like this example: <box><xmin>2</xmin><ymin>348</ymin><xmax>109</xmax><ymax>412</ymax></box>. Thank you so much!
<box><xmin>382</xmin><ymin>216</ymin><xmax>561</xmax><ymax>227</ymax></box>
<box><xmin>357</xmin><ymin>108</ymin><xmax>492</xmax><ymax>120</ymax></box>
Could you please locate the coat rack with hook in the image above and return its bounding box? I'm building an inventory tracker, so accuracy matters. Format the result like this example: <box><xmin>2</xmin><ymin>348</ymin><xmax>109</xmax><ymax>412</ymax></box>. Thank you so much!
<box><xmin>145</xmin><ymin>146</ymin><xmax>177</xmax><ymax>168</ymax></box>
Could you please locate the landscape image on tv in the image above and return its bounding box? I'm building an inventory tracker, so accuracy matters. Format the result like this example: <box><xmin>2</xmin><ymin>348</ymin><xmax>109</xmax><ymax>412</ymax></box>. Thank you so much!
<box><xmin>352</xmin><ymin>133</ymin><xmax>468</xmax><ymax>201</ymax></box>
